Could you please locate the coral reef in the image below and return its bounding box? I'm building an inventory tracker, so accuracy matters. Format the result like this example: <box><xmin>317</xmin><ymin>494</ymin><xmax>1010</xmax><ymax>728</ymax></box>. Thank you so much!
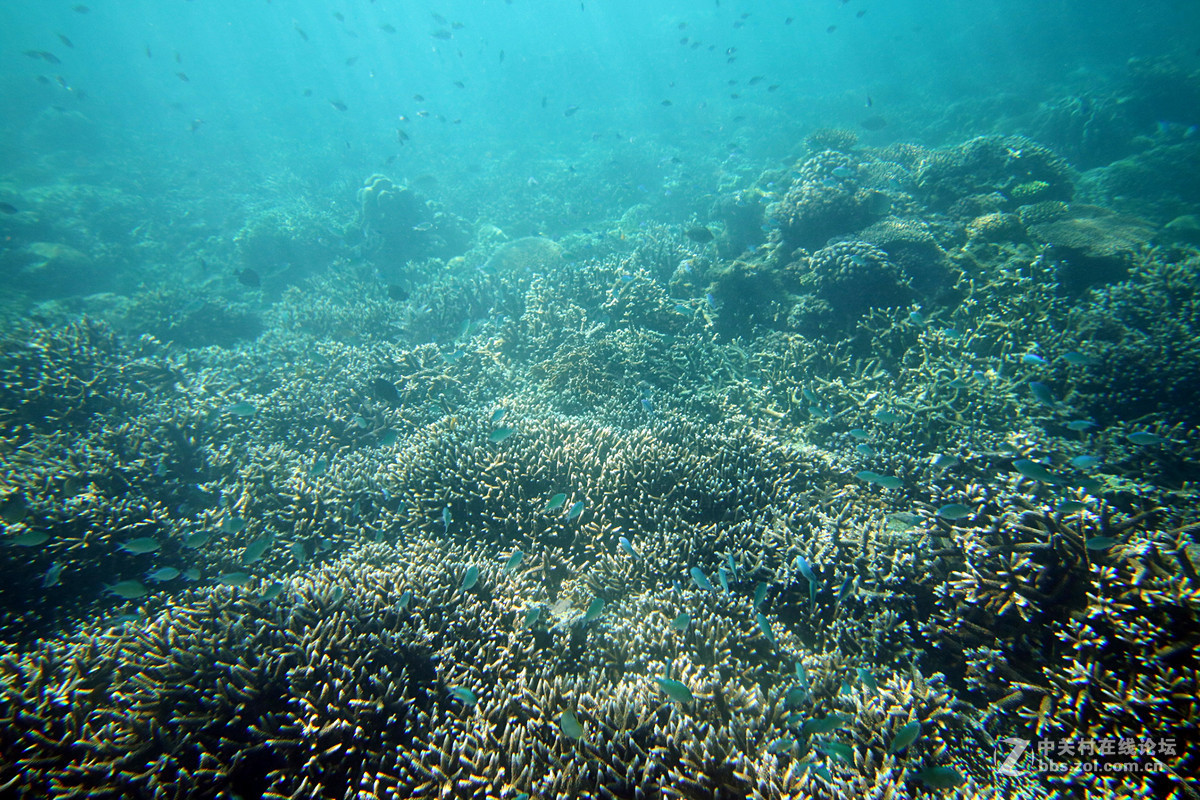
<box><xmin>771</xmin><ymin>150</ymin><xmax>873</xmax><ymax>250</ymax></box>
<box><xmin>915</xmin><ymin>135</ymin><xmax>1075</xmax><ymax>215</ymax></box>
<box><xmin>1</xmin><ymin>127</ymin><xmax>1196</xmax><ymax>800</ymax></box>
<box><xmin>357</xmin><ymin>174</ymin><xmax>470</xmax><ymax>270</ymax></box>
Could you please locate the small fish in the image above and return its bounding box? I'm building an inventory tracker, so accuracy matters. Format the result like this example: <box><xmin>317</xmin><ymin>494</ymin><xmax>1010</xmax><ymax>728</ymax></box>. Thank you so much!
<box><xmin>460</xmin><ymin>565</ymin><xmax>478</xmax><ymax>591</ymax></box>
<box><xmin>1127</xmin><ymin>431</ymin><xmax>1165</xmax><ymax>445</ymax></box>
<box><xmin>1070</xmin><ymin>455</ymin><xmax>1101</xmax><ymax>469</ymax></box>
<box><xmin>794</xmin><ymin>555</ymin><xmax>817</xmax><ymax>605</ymax></box>
<box><xmin>225</xmin><ymin>401</ymin><xmax>255</xmax><ymax>417</ymax></box>
<box><xmin>504</xmin><ymin>550</ymin><xmax>524</xmax><ymax>574</ymax></box>
<box><xmin>582</xmin><ymin>597</ymin><xmax>604</xmax><ymax>624</ymax></box>
<box><xmin>936</xmin><ymin>503</ymin><xmax>973</xmax><ymax>521</ymax></box>
<box><xmin>800</xmin><ymin>713</ymin><xmax>848</xmax><ymax>736</ymax></box>
<box><xmin>396</xmin><ymin>590</ymin><xmax>412</xmax><ymax>611</ymax></box>
<box><xmin>442</xmin><ymin>506</ymin><xmax>452</xmax><ymax>532</ymax></box>
<box><xmin>654</xmin><ymin>677</ymin><xmax>695</xmax><ymax>703</ymax></box>
<box><xmin>524</xmin><ymin>605</ymin><xmax>542</xmax><ymax>627</ymax></box>
<box><xmin>289</xmin><ymin>542</ymin><xmax>308</xmax><ymax>563</ymax></box>
<box><xmin>221</xmin><ymin>516</ymin><xmax>247</xmax><ymax>534</ymax></box>
<box><xmin>217</xmin><ymin>572</ymin><xmax>252</xmax><ymax>587</ymax></box>
<box><xmin>669</xmin><ymin>612</ymin><xmax>691</xmax><ymax>631</ymax></box>
<box><xmin>261</xmin><ymin>581</ymin><xmax>284</xmax><ymax>599</ymax></box>
<box><xmin>329</xmin><ymin>99</ymin><xmax>348</xmax><ymax>112</ymax></box>
<box><xmin>372</xmin><ymin>378</ymin><xmax>401</xmax><ymax>406</ymax></box>
<box><xmin>1056</xmin><ymin>500</ymin><xmax>1087</xmax><ymax>514</ymax></box>
<box><xmin>848</xmin><ymin>428</ymin><xmax>869</xmax><ymax>439</ymax></box>
<box><xmin>754</xmin><ymin>582</ymin><xmax>768</xmax><ymax>608</ymax></box>
<box><xmin>0</xmin><ymin>202</ymin><xmax>18</xmax><ymax>215</ymax></box>
<box><xmin>857</xmin><ymin>667</ymin><xmax>878</xmax><ymax>692</ymax></box>
<box><xmin>725</xmin><ymin>553</ymin><xmax>738</xmax><ymax>581</ymax></box>
<box><xmin>1061</xmin><ymin>351</ymin><xmax>1094</xmax><ymax>367</ymax></box>
<box><xmin>380</xmin><ymin>23</ymin><xmax>397</xmax><ymax>33</ymax></box>
<box><xmin>685</xmin><ymin>226</ymin><xmax>714</xmax><ymax>243</ymax></box>
<box><xmin>546</xmin><ymin>493</ymin><xmax>568</xmax><ymax>512</ymax></box>
<box><xmin>1064</xmin><ymin>419</ymin><xmax>1097</xmax><ymax>432</ymax></box>
<box><xmin>860</xmin><ymin>115</ymin><xmax>888</xmax><ymax>131</ymax></box>
<box><xmin>873</xmin><ymin>409</ymin><xmax>901</xmax><ymax>423</ymax></box>
<box><xmin>888</xmin><ymin>721</ymin><xmax>921</xmax><ymax>753</ymax></box>
<box><xmin>1</xmin><ymin>495</ymin><xmax>28</xmax><ymax>524</ymax></box>
<box><xmin>618</xmin><ymin>536</ymin><xmax>638</xmax><ymax>559</ymax></box>
<box><xmin>559</xmin><ymin>709</ymin><xmax>585</xmax><ymax>740</ymax></box>
<box><xmin>42</xmin><ymin>562</ymin><xmax>65</xmax><ymax>587</ymax></box>
<box><xmin>717</xmin><ymin>567</ymin><xmax>730</xmax><ymax>594</ymax></box>
<box><xmin>932</xmin><ymin>454</ymin><xmax>959</xmax><ymax>470</ymax></box>
<box><xmin>73</xmin><ymin>4</ymin><xmax>90</xmax><ymax>12</ymax></box>
<box><xmin>1028</xmin><ymin>381</ymin><xmax>1056</xmax><ymax>406</ymax></box>
<box><xmin>108</xmin><ymin>579</ymin><xmax>148</xmax><ymax>599</ymax></box>
<box><xmin>1021</xmin><ymin>353</ymin><xmax>1047</xmax><ymax>366</ymax></box>
<box><xmin>875</xmin><ymin>474</ymin><xmax>904</xmax><ymax>490</ymax></box>
<box><xmin>889</xmin><ymin>511</ymin><xmax>923</xmax><ymax>529</ymax></box>
<box><xmin>146</xmin><ymin>567</ymin><xmax>180</xmax><ymax>583</ymax></box>
<box><xmin>1085</xmin><ymin>536</ymin><xmax>1118</xmax><ymax>551</ymax></box>
<box><xmin>491</xmin><ymin>408</ymin><xmax>507</xmax><ymax>423</ymax></box>
<box><xmin>119</xmin><ymin>537</ymin><xmax>161</xmax><ymax>554</ymax></box>
<box><xmin>566</xmin><ymin>500</ymin><xmax>585</xmax><ymax>520</ymax></box>
<box><xmin>57</xmin><ymin>33</ymin><xmax>75</xmax><ymax>48</ymax></box>
<box><xmin>243</xmin><ymin>535</ymin><xmax>273</xmax><ymax>565</ymax></box>
<box><xmin>449</xmin><ymin>686</ymin><xmax>477</xmax><ymax>705</ymax></box>
<box><xmin>564</xmin><ymin>105</ymin><xmax>580</xmax><ymax>116</ymax></box>
<box><xmin>913</xmin><ymin>766</ymin><xmax>965</xmax><ymax>789</ymax></box>
<box><xmin>489</xmin><ymin>427</ymin><xmax>515</xmax><ymax>443</ymax></box>
<box><xmin>1013</xmin><ymin>459</ymin><xmax>1064</xmax><ymax>485</ymax></box>
<box><xmin>908</xmin><ymin>310</ymin><xmax>925</xmax><ymax>324</ymax></box>
<box><xmin>175</xmin><ymin>71</ymin><xmax>190</xmax><ymax>82</ymax></box>
<box><xmin>690</xmin><ymin>567</ymin><xmax>714</xmax><ymax>591</ymax></box>
<box><xmin>182</xmin><ymin>567</ymin><xmax>201</xmax><ymax>581</ymax></box>
<box><xmin>309</xmin><ymin>458</ymin><xmax>327</xmax><ymax>477</ymax></box>
<box><xmin>818</xmin><ymin>740</ymin><xmax>854</xmax><ymax>764</ymax></box>
<box><xmin>757</xmin><ymin>612</ymin><xmax>776</xmax><ymax>647</ymax></box>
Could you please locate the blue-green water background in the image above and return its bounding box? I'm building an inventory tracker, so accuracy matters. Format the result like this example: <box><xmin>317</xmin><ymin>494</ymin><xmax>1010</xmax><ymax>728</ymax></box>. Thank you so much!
<box><xmin>4</xmin><ymin>0</ymin><xmax>1197</xmax><ymax>246</ymax></box>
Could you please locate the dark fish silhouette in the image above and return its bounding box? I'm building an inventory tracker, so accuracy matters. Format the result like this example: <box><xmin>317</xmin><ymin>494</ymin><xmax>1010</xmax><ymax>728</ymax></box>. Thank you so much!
<box><xmin>860</xmin><ymin>115</ymin><xmax>888</xmax><ymax>131</ymax></box>
<box><xmin>237</xmin><ymin>269</ymin><xmax>261</xmax><ymax>288</ymax></box>
<box><xmin>685</xmin><ymin>226</ymin><xmax>714</xmax><ymax>243</ymax></box>
<box><xmin>372</xmin><ymin>379</ymin><xmax>401</xmax><ymax>406</ymax></box>
<box><xmin>0</xmin><ymin>202</ymin><xmax>18</xmax><ymax>215</ymax></box>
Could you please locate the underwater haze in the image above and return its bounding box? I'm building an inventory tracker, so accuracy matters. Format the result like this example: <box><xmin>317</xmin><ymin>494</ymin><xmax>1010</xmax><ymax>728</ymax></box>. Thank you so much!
<box><xmin>2</xmin><ymin>1</ymin><xmax>1199</xmax><ymax>798</ymax></box>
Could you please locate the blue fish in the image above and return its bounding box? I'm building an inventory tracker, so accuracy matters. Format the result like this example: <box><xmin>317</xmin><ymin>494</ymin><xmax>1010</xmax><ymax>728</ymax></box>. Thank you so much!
<box><xmin>1021</xmin><ymin>353</ymin><xmax>1047</xmax><ymax>366</ymax></box>
<box><xmin>794</xmin><ymin>555</ymin><xmax>817</xmax><ymax>605</ymax></box>
<box><xmin>1028</xmin><ymin>381</ymin><xmax>1056</xmax><ymax>406</ymax></box>
<box><xmin>618</xmin><ymin>536</ymin><xmax>638</xmax><ymax>559</ymax></box>
<box><xmin>689</xmin><ymin>567</ymin><xmax>714</xmax><ymax>591</ymax></box>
